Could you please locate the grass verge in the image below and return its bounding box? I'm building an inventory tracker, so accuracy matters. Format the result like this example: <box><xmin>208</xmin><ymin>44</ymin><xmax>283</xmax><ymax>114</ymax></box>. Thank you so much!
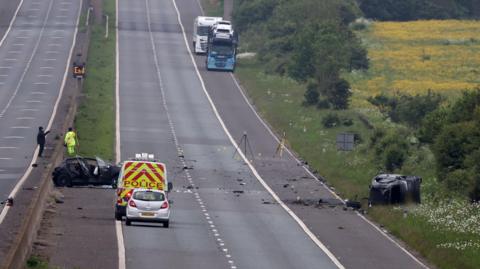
<box><xmin>201</xmin><ymin>0</ymin><xmax>224</xmax><ymax>17</ymax></box>
<box><xmin>75</xmin><ymin>0</ymin><xmax>116</xmax><ymax>161</ymax></box>
<box><xmin>224</xmin><ymin>14</ymin><xmax>480</xmax><ymax>268</ymax></box>
<box><xmin>235</xmin><ymin>56</ymin><xmax>480</xmax><ymax>269</ymax></box>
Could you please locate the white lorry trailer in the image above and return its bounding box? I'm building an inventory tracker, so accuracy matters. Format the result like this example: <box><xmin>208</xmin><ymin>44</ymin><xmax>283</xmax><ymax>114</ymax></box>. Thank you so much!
<box><xmin>193</xmin><ymin>16</ymin><xmax>222</xmax><ymax>54</ymax></box>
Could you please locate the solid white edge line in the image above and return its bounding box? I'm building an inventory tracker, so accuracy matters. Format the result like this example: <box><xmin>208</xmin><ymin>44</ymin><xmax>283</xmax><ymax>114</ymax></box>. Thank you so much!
<box><xmin>0</xmin><ymin>0</ymin><xmax>25</xmax><ymax>48</ymax></box>
<box><xmin>0</xmin><ymin>0</ymin><xmax>83</xmax><ymax>224</ymax></box>
<box><xmin>228</xmin><ymin>58</ymin><xmax>429</xmax><ymax>269</ymax></box>
<box><xmin>115</xmin><ymin>0</ymin><xmax>126</xmax><ymax>269</ymax></box>
<box><xmin>170</xmin><ymin>1</ymin><xmax>344</xmax><ymax>268</ymax></box>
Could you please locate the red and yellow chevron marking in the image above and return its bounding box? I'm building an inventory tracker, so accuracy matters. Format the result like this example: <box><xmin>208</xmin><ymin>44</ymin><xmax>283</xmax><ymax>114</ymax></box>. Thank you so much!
<box><xmin>117</xmin><ymin>188</ymin><xmax>133</xmax><ymax>206</ymax></box>
<box><xmin>121</xmin><ymin>161</ymin><xmax>166</xmax><ymax>190</ymax></box>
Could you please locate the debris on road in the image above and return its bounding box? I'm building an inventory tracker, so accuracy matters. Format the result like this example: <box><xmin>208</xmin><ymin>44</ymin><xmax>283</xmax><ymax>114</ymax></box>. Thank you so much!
<box><xmin>345</xmin><ymin>200</ymin><xmax>362</xmax><ymax>210</ymax></box>
<box><xmin>233</xmin><ymin>190</ymin><xmax>244</xmax><ymax>194</ymax></box>
<box><xmin>52</xmin><ymin>190</ymin><xmax>65</xmax><ymax>204</ymax></box>
<box><xmin>34</xmin><ymin>240</ymin><xmax>51</xmax><ymax>247</ymax></box>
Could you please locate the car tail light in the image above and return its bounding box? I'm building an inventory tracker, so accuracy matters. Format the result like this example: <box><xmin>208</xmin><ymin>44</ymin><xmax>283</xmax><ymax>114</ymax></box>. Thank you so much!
<box><xmin>160</xmin><ymin>201</ymin><xmax>168</xmax><ymax>209</ymax></box>
<box><xmin>129</xmin><ymin>199</ymin><xmax>137</xmax><ymax>208</ymax></box>
<box><xmin>126</xmin><ymin>190</ymin><xmax>133</xmax><ymax>200</ymax></box>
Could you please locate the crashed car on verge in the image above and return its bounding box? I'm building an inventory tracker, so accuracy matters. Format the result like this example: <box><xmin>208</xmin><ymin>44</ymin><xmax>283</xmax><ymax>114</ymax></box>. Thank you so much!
<box><xmin>369</xmin><ymin>174</ymin><xmax>422</xmax><ymax>205</ymax></box>
<box><xmin>52</xmin><ymin>156</ymin><xmax>120</xmax><ymax>188</ymax></box>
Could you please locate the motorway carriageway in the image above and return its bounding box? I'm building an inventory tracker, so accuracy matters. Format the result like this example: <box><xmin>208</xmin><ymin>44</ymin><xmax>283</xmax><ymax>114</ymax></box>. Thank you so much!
<box><xmin>115</xmin><ymin>0</ymin><xmax>429</xmax><ymax>269</ymax></box>
<box><xmin>0</xmin><ymin>0</ymin><xmax>81</xmax><ymax>223</ymax></box>
<box><xmin>117</xmin><ymin>0</ymin><xmax>339</xmax><ymax>268</ymax></box>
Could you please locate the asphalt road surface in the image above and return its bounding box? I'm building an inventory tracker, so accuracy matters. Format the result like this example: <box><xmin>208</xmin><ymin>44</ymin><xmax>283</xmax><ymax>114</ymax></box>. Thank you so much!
<box><xmin>0</xmin><ymin>0</ymin><xmax>80</xmax><ymax>215</ymax></box>
<box><xmin>117</xmin><ymin>0</ymin><xmax>340</xmax><ymax>268</ymax></box>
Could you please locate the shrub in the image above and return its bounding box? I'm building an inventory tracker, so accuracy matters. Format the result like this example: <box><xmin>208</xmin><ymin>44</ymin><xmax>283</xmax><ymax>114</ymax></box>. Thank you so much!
<box><xmin>316</xmin><ymin>98</ymin><xmax>330</xmax><ymax>109</ymax></box>
<box><xmin>443</xmin><ymin>169</ymin><xmax>472</xmax><ymax>197</ymax></box>
<box><xmin>418</xmin><ymin>108</ymin><xmax>448</xmax><ymax>143</ymax></box>
<box><xmin>369</xmin><ymin>92</ymin><xmax>443</xmax><ymax>127</ymax></box>
<box><xmin>371</xmin><ymin>128</ymin><xmax>409</xmax><ymax>171</ymax></box>
<box><xmin>322</xmin><ymin>113</ymin><xmax>341</xmax><ymax>128</ymax></box>
<box><xmin>328</xmin><ymin>78</ymin><xmax>352</xmax><ymax>109</ymax></box>
<box><xmin>433</xmin><ymin>122</ymin><xmax>477</xmax><ymax>176</ymax></box>
<box><xmin>384</xmin><ymin>144</ymin><xmax>407</xmax><ymax>172</ymax></box>
<box><xmin>303</xmin><ymin>82</ymin><xmax>319</xmax><ymax>106</ymax></box>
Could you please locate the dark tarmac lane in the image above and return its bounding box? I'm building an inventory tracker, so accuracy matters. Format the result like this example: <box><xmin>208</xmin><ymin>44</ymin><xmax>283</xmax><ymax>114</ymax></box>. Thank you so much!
<box><xmin>118</xmin><ymin>0</ymin><xmax>339</xmax><ymax>268</ymax></box>
<box><xmin>0</xmin><ymin>0</ymin><xmax>80</xmax><ymax>218</ymax></box>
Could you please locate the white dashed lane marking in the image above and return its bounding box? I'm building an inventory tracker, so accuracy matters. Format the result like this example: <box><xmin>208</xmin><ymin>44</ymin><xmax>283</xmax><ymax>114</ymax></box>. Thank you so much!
<box><xmin>143</xmin><ymin>1</ymin><xmax>240</xmax><ymax>266</ymax></box>
<box><xmin>16</xmin><ymin>117</ymin><xmax>34</xmax><ymax>120</ymax></box>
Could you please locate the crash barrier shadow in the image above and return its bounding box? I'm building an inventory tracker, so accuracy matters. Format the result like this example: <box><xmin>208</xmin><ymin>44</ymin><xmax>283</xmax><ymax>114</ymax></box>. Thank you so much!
<box><xmin>0</xmin><ymin>3</ymin><xmax>91</xmax><ymax>268</ymax></box>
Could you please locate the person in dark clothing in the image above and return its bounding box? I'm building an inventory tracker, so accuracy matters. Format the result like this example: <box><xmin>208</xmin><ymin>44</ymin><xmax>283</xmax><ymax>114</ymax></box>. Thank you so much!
<box><xmin>37</xmin><ymin>126</ymin><xmax>50</xmax><ymax>157</ymax></box>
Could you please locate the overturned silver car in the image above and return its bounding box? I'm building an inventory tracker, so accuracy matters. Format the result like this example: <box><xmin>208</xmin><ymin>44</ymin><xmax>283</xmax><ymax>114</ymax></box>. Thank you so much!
<box><xmin>369</xmin><ymin>174</ymin><xmax>422</xmax><ymax>205</ymax></box>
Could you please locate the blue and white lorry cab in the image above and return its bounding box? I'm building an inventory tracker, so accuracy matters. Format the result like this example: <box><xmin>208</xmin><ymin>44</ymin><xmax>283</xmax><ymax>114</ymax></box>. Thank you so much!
<box><xmin>206</xmin><ymin>30</ymin><xmax>238</xmax><ymax>72</ymax></box>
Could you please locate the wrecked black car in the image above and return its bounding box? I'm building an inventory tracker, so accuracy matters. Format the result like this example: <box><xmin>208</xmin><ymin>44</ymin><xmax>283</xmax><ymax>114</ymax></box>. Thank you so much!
<box><xmin>52</xmin><ymin>157</ymin><xmax>120</xmax><ymax>188</ymax></box>
<box><xmin>369</xmin><ymin>174</ymin><xmax>421</xmax><ymax>205</ymax></box>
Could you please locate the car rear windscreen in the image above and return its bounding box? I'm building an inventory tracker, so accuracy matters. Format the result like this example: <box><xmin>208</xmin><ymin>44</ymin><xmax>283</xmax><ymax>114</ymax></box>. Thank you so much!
<box><xmin>133</xmin><ymin>191</ymin><xmax>165</xmax><ymax>201</ymax></box>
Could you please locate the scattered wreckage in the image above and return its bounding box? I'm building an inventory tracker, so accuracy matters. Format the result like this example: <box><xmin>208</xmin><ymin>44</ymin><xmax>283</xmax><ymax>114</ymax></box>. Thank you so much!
<box><xmin>369</xmin><ymin>174</ymin><xmax>422</xmax><ymax>205</ymax></box>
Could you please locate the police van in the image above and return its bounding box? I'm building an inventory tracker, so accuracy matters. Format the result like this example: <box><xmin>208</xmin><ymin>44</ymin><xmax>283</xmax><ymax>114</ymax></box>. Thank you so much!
<box><xmin>115</xmin><ymin>153</ymin><xmax>172</xmax><ymax>220</ymax></box>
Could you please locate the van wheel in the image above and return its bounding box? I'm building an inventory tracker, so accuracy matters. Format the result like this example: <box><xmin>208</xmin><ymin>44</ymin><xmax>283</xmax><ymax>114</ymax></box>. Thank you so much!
<box><xmin>163</xmin><ymin>220</ymin><xmax>169</xmax><ymax>228</ymax></box>
<box><xmin>126</xmin><ymin>219</ymin><xmax>131</xmax><ymax>226</ymax></box>
<box><xmin>115</xmin><ymin>211</ymin><xmax>122</xmax><ymax>221</ymax></box>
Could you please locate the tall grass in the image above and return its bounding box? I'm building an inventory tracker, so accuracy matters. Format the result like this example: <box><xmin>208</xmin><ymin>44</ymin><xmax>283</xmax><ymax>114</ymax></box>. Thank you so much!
<box><xmin>75</xmin><ymin>0</ymin><xmax>116</xmax><ymax>161</ymax></box>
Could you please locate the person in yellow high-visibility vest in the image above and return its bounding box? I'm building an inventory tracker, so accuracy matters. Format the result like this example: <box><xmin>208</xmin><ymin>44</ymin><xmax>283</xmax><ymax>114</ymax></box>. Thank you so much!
<box><xmin>64</xmin><ymin>127</ymin><xmax>79</xmax><ymax>156</ymax></box>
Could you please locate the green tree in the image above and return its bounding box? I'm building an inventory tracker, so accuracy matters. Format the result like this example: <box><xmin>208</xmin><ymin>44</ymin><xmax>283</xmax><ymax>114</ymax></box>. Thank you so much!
<box><xmin>303</xmin><ymin>82</ymin><xmax>319</xmax><ymax>106</ymax></box>
<box><xmin>433</xmin><ymin>122</ymin><xmax>479</xmax><ymax>179</ymax></box>
<box><xmin>418</xmin><ymin>108</ymin><xmax>448</xmax><ymax>143</ymax></box>
<box><xmin>325</xmin><ymin>78</ymin><xmax>351</xmax><ymax>109</ymax></box>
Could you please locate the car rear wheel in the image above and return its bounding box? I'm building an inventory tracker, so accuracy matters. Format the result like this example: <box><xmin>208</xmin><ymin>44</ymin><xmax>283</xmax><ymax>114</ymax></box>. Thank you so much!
<box><xmin>125</xmin><ymin>219</ymin><xmax>131</xmax><ymax>226</ymax></box>
<box><xmin>163</xmin><ymin>220</ymin><xmax>169</xmax><ymax>228</ymax></box>
<box><xmin>56</xmin><ymin>174</ymin><xmax>71</xmax><ymax>187</ymax></box>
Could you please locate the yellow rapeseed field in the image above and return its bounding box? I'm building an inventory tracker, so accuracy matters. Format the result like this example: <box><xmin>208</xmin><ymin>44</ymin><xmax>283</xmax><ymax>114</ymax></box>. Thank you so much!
<box><xmin>353</xmin><ymin>20</ymin><xmax>480</xmax><ymax>97</ymax></box>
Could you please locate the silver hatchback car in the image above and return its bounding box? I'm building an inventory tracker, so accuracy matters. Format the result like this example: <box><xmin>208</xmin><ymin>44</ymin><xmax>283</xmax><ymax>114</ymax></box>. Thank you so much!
<box><xmin>126</xmin><ymin>189</ymin><xmax>170</xmax><ymax>227</ymax></box>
